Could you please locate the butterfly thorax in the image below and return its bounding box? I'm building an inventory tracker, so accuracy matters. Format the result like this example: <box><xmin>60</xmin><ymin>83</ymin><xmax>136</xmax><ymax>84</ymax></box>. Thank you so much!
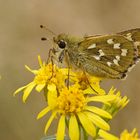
<box><xmin>53</xmin><ymin>34</ymin><xmax>84</xmax><ymax>66</ymax></box>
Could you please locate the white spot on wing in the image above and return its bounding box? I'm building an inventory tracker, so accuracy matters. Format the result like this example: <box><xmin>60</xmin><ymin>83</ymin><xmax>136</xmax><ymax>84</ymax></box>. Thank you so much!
<box><xmin>133</xmin><ymin>42</ymin><xmax>139</xmax><ymax>56</ymax></box>
<box><xmin>113</xmin><ymin>59</ymin><xmax>119</xmax><ymax>66</ymax></box>
<box><xmin>107</xmin><ymin>62</ymin><xmax>112</xmax><ymax>67</ymax></box>
<box><xmin>114</xmin><ymin>43</ymin><xmax>121</xmax><ymax>49</ymax></box>
<box><xmin>116</xmin><ymin>55</ymin><xmax>120</xmax><ymax>61</ymax></box>
<box><xmin>134</xmin><ymin>41</ymin><xmax>140</xmax><ymax>47</ymax></box>
<box><xmin>99</xmin><ymin>49</ymin><xmax>105</xmax><ymax>56</ymax></box>
<box><xmin>126</xmin><ymin>33</ymin><xmax>133</xmax><ymax>41</ymax></box>
<box><xmin>92</xmin><ymin>55</ymin><xmax>100</xmax><ymax>60</ymax></box>
<box><xmin>107</xmin><ymin>39</ymin><xmax>114</xmax><ymax>44</ymax></box>
<box><xmin>135</xmin><ymin>58</ymin><xmax>140</xmax><ymax>64</ymax></box>
<box><xmin>128</xmin><ymin>64</ymin><xmax>136</xmax><ymax>72</ymax></box>
<box><xmin>87</xmin><ymin>44</ymin><xmax>96</xmax><ymax>49</ymax></box>
<box><xmin>121</xmin><ymin>49</ymin><xmax>128</xmax><ymax>56</ymax></box>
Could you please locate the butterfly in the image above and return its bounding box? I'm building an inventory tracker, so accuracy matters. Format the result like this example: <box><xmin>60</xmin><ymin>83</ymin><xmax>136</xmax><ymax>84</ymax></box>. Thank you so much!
<box><xmin>43</xmin><ymin>26</ymin><xmax>140</xmax><ymax>79</ymax></box>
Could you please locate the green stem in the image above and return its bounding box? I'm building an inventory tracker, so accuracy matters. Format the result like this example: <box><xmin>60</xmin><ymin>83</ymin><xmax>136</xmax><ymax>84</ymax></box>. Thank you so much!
<box><xmin>43</xmin><ymin>86</ymin><xmax>48</xmax><ymax>101</ymax></box>
<box><xmin>82</xmin><ymin>126</ymin><xmax>88</xmax><ymax>140</ymax></box>
<box><xmin>65</xmin><ymin>117</ymin><xmax>69</xmax><ymax>129</ymax></box>
<box><xmin>93</xmin><ymin>128</ymin><xmax>100</xmax><ymax>140</ymax></box>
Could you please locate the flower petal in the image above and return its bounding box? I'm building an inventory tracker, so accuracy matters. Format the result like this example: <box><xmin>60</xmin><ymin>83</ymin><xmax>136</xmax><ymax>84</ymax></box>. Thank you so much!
<box><xmin>37</xmin><ymin>106</ymin><xmax>51</xmax><ymax>119</ymax></box>
<box><xmin>120</xmin><ymin>128</ymin><xmax>139</xmax><ymax>139</ymax></box>
<box><xmin>86</xmin><ymin>95</ymin><xmax>116</xmax><ymax>105</ymax></box>
<box><xmin>108</xmin><ymin>87</ymin><xmax>116</xmax><ymax>95</ymax></box>
<box><xmin>85</xmin><ymin>111</ymin><xmax>110</xmax><ymax>131</ymax></box>
<box><xmin>93</xmin><ymin>85</ymin><xmax>106</xmax><ymax>95</ymax></box>
<box><xmin>47</xmin><ymin>83</ymin><xmax>56</xmax><ymax>91</ymax></box>
<box><xmin>98</xmin><ymin>129</ymin><xmax>119</xmax><ymax>140</ymax></box>
<box><xmin>23</xmin><ymin>82</ymin><xmax>36</xmax><ymax>102</ymax></box>
<box><xmin>38</xmin><ymin>55</ymin><xmax>43</xmax><ymax>67</ymax></box>
<box><xmin>69</xmin><ymin>115</ymin><xmax>79</xmax><ymax>140</ymax></box>
<box><xmin>35</xmin><ymin>83</ymin><xmax>46</xmax><ymax>92</ymax></box>
<box><xmin>83</xmin><ymin>87</ymin><xmax>97</xmax><ymax>95</ymax></box>
<box><xmin>48</xmin><ymin>86</ymin><xmax>57</xmax><ymax>109</ymax></box>
<box><xmin>84</xmin><ymin>83</ymin><xmax>106</xmax><ymax>95</ymax></box>
<box><xmin>77</xmin><ymin>112</ymin><xmax>96</xmax><ymax>137</ymax></box>
<box><xmin>44</xmin><ymin>111</ymin><xmax>57</xmax><ymax>134</ymax></box>
<box><xmin>120</xmin><ymin>96</ymin><xmax>130</xmax><ymax>110</ymax></box>
<box><xmin>56</xmin><ymin>115</ymin><xmax>65</xmax><ymax>140</ymax></box>
<box><xmin>25</xmin><ymin>65</ymin><xmax>38</xmax><ymax>74</ymax></box>
<box><xmin>14</xmin><ymin>85</ymin><xmax>28</xmax><ymax>96</ymax></box>
<box><xmin>84</xmin><ymin>106</ymin><xmax>112</xmax><ymax>119</ymax></box>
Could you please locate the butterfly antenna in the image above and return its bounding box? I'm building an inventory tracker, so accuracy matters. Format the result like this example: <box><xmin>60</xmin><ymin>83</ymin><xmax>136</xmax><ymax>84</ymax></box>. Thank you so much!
<box><xmin>40</xmin><ymin>25</ymin><xmax>56</xmax><ymax>36</ymax></box>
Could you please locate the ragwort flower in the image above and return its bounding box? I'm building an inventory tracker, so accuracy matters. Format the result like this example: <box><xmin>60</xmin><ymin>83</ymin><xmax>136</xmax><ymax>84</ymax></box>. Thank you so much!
<box><xmin>102</xmin><ymin>87</ymin><xmax>130</xmax><ymax>117</ymax></box>
<box><xmin>14</xmin><ymin>55</ymin><xmax>130</xmax><ymax>140</ymax></box>
<box><xmin>37</xmin><ymin>84</ymin><xmax>116</xmax><ymax>140</ymax></box>
<box><xmin>120</xmin><ymin>128</ymin><xmax>140</xmax><ymax>140</ymax></box>
<box><xmin>14</xmin><ymin>56</ymin><xmax>66</xmax><ymax>102</ymax></box>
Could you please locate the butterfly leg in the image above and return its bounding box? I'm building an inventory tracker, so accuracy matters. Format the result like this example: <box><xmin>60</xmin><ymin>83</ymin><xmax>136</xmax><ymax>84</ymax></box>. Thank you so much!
<box><xmin>47</xmin><ymin>48</ymin><xmax>55</xmax><ymax>63</ymax></box>
<box><xmin>83</xmin><ymin>71</ymin><xmax>99</xmax><ymax>94</ymax></box>
<box><xmin>47</xmin><ymin>48</ymin><xmax>55</xmax><ymax>80</ymax></box>
<box><xmin>65</xmin><ymin>50</ymin><xmax>71</xmax><ymax>89</ymax></box>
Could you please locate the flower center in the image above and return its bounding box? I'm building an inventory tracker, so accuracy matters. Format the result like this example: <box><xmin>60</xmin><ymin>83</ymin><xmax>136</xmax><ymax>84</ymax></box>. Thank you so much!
<box><xmin>34</xmin><ymin>68</ymin><xmax>52</xmax><ymax>84</ymax></box>
<box><xmin>34</xmin><ymin>63</ymin><xmax>58</xmax><ymax>84</ymax></box>
<box><xmin>57</xmin><ymin>86</ymin><xmax>86</xmax><ymax>115</ymax></box>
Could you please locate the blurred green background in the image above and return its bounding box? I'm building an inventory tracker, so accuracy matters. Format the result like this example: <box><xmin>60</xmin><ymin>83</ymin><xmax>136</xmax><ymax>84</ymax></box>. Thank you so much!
<box><xmin>0</xmin><ymin>0</ymin><xmax>140</xmax><ymax>139</ymax></box>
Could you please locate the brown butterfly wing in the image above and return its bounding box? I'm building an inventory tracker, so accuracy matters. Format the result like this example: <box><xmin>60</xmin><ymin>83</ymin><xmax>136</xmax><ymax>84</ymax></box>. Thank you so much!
<box><xmin>77</xmin><ymin>33</ymin><xmax>139</xmax><ymax>79</ymax></box>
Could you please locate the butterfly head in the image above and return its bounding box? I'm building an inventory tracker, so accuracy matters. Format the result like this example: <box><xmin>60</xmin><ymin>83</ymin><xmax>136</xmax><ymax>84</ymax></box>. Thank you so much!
<box><xmin>53</xmin><ymin>34</ymin><xmax>83</xmax><ymax>63</ymax></box>
<box><xmin>53</xmin><ymin>34</ymin><xmax>68</xmax><ymax>50</ymax></box>
<box><xmin>53</xmin><ymin>33</ymin><xmax>83</xmax><ymax>50</ymax></box>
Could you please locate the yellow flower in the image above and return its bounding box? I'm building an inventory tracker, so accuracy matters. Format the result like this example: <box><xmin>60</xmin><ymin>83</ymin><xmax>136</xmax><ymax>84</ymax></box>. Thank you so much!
<box><xmin>14</xmin><ymin>56</ymin><xmax>66</xmax><ymax>102</ymax></box>
<box><xmin>120</xmin><ymin>129</ymin><xmax>140</xmax><ymax>140</ymax></box>
<box><xmin>14</xmin><ymin>54</ymin><xmax>137</xmax><ymax>140</ymax></box>
<box><xmin>108</xmin><ymin>87</ymin><xmax>130</xmax><ymax>109</ymax></box>
<box><xmin>102</xmin><ymin>87</ymin><xmax>130</xmax><ymax>117</ymax></box>
<box><xmin>37</xmin><ymin>85</ymin><xmax>115</xmax><ymax>140</ymax></box>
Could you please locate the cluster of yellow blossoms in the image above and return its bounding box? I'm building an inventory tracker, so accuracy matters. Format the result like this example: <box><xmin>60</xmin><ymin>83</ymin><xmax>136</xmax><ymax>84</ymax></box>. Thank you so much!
<box><xmin>14</xmin><ymin>56</ymin><xmax>139</xmax><ymax>140</ymax></box>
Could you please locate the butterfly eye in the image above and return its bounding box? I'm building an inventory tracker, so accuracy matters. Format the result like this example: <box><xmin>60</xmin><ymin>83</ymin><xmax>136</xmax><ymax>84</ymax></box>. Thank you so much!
<box><xmin>58</xmin><ymin>40</ymin><xmax>67</xmax><ymax>49</ymax></box>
